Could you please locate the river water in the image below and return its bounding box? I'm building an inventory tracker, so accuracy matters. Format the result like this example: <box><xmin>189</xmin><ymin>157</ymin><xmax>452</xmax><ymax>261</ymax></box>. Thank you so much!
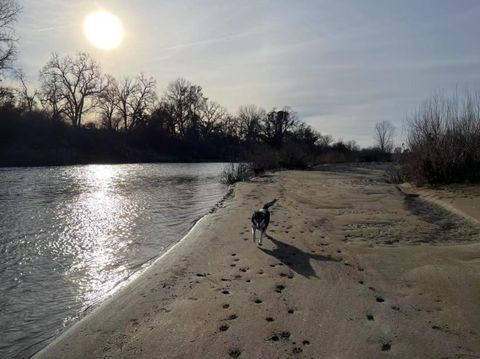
<box><xmin>0</xmin><ymin>163</ymin><xmax>228</xmax><ymax>358</ymax></box>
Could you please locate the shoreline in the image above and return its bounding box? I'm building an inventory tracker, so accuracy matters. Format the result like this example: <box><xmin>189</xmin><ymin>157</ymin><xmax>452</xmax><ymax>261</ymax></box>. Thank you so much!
<box><xmin>35</xmin><ymin>167</ymin><xmax>480</xmax><ymax>358</ymax></box>
<box><xmin>32</xmin><ymin>191</ymin><xmax>229</xmax><ymax>358</ymax></box>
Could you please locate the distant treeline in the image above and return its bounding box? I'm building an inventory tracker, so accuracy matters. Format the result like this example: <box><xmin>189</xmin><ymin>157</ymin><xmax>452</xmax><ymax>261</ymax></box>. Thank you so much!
<box><xmin>0</xmin><ymin>52</ymin><xmax>391</xmax><ymax>167</ymax></box>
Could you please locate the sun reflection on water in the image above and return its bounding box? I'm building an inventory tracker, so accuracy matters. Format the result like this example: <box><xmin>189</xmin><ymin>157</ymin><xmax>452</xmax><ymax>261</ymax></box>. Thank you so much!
<box><xmin>61</xmin><ymin>165</ymin><xmax>140</xmax><ymax>308</ymax></box>
<box><xmin>0</xmin><ymin>163</ymin><xmax>228</xmax><ymax>358</ymax></box>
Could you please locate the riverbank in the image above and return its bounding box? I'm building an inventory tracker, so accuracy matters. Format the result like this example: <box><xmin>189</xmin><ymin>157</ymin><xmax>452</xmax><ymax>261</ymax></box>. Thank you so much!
<box><xmin>36</xmin><ymin>167</ymin><xmax>480</xmax><ymax>358</ymax></box>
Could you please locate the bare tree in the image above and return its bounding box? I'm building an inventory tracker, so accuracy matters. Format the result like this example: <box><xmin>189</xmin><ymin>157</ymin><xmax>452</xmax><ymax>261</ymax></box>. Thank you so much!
<box><xmin>0</xmin><ymin>0</ymin><xmax>20</xmax><ymax>74</ymax></box>
<box><xmin>162</xmin><ymin>78</ymin><xmax>206</xmax><ymax>136</ymax></box>
<box><xmin>115</xmin><ymin>73</ymin><xmax>157</xmax><ymax>131</ymax></box>
<box><xmin>14</xmin><ymin>70</ymin><xmax>38</xmax><ymax>112</ymax></box>
<box><xmin>39</xmin><ymin>71</ymin><xmax>63</xmax><ymax>119</ymax></box>
<box><xmin>39</xmin><ymin>52</ymin><xmax>105</xmax><ymax>127</ymax></box>
<box><xmin>237</xmin><ymin>104</ymin><xmax>265</xmax><ymax>142</ymax></box>
<box><xmin>405</xmin><ymin>91</ymin><xmax>480</xmax><ymax>183</ymax></box>
<box><xmin>262</xmin><ymin>107</ymin><xmax>300</xmax><ymax>148</ymax></box>
<box><xmin>98</xmin><ymin>75</ymin><xmax>120</xmax><ymax>130</ymax></box>
<box><xmin>0</xmin><ymin>84</ymin><xmax>14</xmax><ymax>107</ymax></box>
<box><xmin>128</xmin><ymin>73</ymin><xmax>157</xmax><ymax>130</ymax></box>
<box><xmin>317</xmin><ymin>134</ymin><xmax>333</xmax><ymax>149</ymax></box>
<box><xmin>200</xmin><ymin>100</ymin><xmax>226</xmax><ymax>137</ymax></box>
<box><xmin>219</xmin><ymin>114</ymin><xmax>241</xmax><ymax>138</ymax></box>
<box><xmin>374</xmin><ymin>120</ymin><xmax>395</xmax><ymax>153</ymax></box>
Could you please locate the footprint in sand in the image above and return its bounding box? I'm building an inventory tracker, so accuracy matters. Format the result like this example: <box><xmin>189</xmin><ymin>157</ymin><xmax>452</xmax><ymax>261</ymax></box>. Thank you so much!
<box><xmin>266</xmin><ymin>317</ymin><xmax>275</xmax><ymax>322</ymax></box>
<box><xmin>222</xmin><ymin>304</ymin><xmax>230</xmax><ymax>309</ymax></box>
<box><xmin>288</xmin><ymin>309</ymin><xmax>295</xmax><ymax>314</ymax></box>
<box><xmin>275</xmin><ymin>285</ymin><xmax>286</xmax><ymax>293</ymax></box>
<box><xmin>381</xmin><ymin>343</ymin><xmax>391</xmax><ymax>352</ymax></box>
<box><xmin>228</xmin><ymin>349</ymin><xmax>241</xmax><ymax>358</ymax></box>
<box><xmin>219</xmin><ymin>324</ymin><xmax>229</xmax><ymax>332</ymax></box>
<box><xmin>269</xmin><ymin>331</ymin><xmax>291</xmax><ymax>342</ymax></box>
<box><xmin>366</xmin><ymin>314</ymin><xmax>374</xmax><ymax>321</ymax></box>
<box><xmin>239</xmin><ymin>267</ymin><xmax>249</xmax><ymax>273</ymax></box>
<box><xmin>292</xmin><ymin>347</ymin><xmax>303</xmax><ymax>354</ymax></box>
<box><xmin>254</xmin><ymin>298</ymin><xmax>263</xmax><ymax>304</ymax></box>
<box><xmin>227</xmin><ymin>314</ymin><xmax>238</xmax><ymax>320</ymax></box>
<box><xmin>376</xmin><ymin>296</ymin><xmax>385</xmax><ymax>303</ymax></box>
<box><xmin>222</xmin><ymin>290</ymin><xmax>230</xmax><ymax>295</ymax></box>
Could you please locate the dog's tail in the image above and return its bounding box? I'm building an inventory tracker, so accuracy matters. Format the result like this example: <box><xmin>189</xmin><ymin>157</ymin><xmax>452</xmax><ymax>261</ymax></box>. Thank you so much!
<box><xmin>263</xmin><ymin>199</ymin><xmax>277</xmax><ymax>210</ymax></box>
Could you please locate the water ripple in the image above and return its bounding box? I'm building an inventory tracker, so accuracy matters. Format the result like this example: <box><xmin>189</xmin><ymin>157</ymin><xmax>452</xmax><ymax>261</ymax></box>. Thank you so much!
<box><xmin>0</xmin><ymin>163</ymin><xmax>227</xmax><ymax>358</ymax></box>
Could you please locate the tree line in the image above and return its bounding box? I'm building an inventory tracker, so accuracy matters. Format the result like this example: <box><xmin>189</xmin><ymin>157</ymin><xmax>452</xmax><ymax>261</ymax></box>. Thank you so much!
<box><xmin>0</xmin><ymin>51</ymin><xmax>396</xmax><ymax>167</ymax></box>
<box><xmin>0</xmin><ymin>0</ymin><xmax>396</xmax><ymax>168</ymax></box>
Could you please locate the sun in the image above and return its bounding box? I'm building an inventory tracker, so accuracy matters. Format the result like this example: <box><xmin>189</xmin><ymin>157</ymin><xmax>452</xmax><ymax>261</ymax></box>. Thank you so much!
<box><xmin>83</xmin><ymin>11</ymin><xmax>124</xmax><ymax>50</ymax></box>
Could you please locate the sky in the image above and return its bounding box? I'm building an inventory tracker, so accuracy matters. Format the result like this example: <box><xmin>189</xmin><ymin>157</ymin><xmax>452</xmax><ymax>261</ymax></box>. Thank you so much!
<box><xmin>15</xmin><ymin>0</ymin><xmax>480</xmax><ymax>146</ymax></box>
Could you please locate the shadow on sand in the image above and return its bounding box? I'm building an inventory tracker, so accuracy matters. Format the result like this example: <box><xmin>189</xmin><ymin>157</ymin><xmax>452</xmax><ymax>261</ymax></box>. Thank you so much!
<box><xmin>259</xmin><ymin>235</ymin><xmax>341</xmax><ymax>279</ymax></box>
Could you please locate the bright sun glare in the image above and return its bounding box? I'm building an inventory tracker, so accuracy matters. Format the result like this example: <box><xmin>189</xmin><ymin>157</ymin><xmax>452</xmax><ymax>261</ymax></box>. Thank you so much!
<box><xmin>83</xmin><ymin>11</ymin><xmax>124</xmax><ymax>50</ymax></box>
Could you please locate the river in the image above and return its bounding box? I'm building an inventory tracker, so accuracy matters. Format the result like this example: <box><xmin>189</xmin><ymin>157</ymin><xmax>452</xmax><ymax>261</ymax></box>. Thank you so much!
<box><xmin>0</xmin><ymin>163</ymin><xmax>228</xmax><ymax>358</ymax></box>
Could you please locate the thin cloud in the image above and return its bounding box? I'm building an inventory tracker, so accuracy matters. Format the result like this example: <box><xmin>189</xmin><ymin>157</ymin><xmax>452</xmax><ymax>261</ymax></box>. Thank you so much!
<box><xmin>157</xmin><ymin>30</ymin><xmax>261</xmax><ymax>52</ymax></box>
<box><xmin>27</xmin><ymin>24</ymin><xmax>78</xmax><ymax>33</ymax></box>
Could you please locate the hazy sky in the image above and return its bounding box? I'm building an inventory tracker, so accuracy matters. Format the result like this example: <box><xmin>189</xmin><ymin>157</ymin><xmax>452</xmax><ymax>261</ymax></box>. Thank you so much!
<box><xmin>16</xmin><ymin>0</ymin><xmax>480</xmax><ymax>146</ymax></box>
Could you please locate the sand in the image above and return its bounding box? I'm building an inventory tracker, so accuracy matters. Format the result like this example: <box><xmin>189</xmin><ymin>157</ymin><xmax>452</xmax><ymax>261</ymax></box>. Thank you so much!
<box><xmin>35</xmin><ymin>166</ymin><xmax>480</xmax><ymax>359</ymax></box>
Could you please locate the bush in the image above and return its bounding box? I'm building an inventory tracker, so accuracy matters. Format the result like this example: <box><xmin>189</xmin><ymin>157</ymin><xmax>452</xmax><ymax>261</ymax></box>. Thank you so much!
<box><xmin>402</xmin><ymin>92</ymin><xmax>480</xmax><ymax>184</ymax></box>
<box><xmin>247</xmin><ymin>145</ymin><xmax>280</xmax><ymax>174</ymax></box>
<box><xmin>358</xmin><ymin>147</ymin><xmax>391</xmax><ymax>162</ymax></box>
<box><xmin>385</xmin><ymin>164</ymin><xmax>406</xmax><ymax>184</ymax></box>
<box><xmin>318</xmin><ymin>151</ymin><xmax>347</xmax><ymax>164</ymax></box>
<box><xmin>220</xmin><ymin>163</ymin><xmax>253</xmax><ymax>185</ymax></box>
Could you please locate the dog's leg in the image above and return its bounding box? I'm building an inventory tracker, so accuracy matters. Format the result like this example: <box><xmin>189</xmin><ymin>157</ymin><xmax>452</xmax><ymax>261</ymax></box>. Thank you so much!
<box><xmin>259</xmin><ymin>231</ymin><xmax>264</xmax><ymax>246</ymax></box>
<box><xmin>252</xmin><ymin>227</ymin><xmax>256</xmax><ymax>243</ymax></box>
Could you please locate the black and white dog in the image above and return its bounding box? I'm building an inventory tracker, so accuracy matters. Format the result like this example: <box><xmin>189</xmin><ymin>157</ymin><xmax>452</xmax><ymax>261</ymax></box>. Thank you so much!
<box><xmin>251</xmin><ymin>199</ymin><xmax>277</xmax><ymax>246</ymax></box>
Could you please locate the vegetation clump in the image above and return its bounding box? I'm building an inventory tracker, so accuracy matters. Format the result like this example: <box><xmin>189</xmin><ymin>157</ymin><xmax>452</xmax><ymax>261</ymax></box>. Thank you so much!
<box><xmin>220</xmin><ymin>163</ymin><xmax>253</xmax><ymax>185</ymax></box>
<box><xmin>402</xmin><ymin>91</ymin><xmax>480</xmax><ymax>185</ymax></box>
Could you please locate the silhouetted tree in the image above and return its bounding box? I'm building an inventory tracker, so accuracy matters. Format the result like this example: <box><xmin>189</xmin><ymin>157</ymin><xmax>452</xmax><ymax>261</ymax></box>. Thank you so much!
<box><xmin>162</xmin><ymin>78</ymin><xmax>206</xmax><ymax>137</ymax></box>
<box><xmin>291</xmin><ymin>123</ymin><xmax>319</xmax><ymax>145</ymax></box>
<box><xmin>374</xmin><ymin>120</ymin><xmax>395</xmax><ymax>153</ymax></box>
<box><xmin>219</xmin><ymin>114</ymin><xmax>240</xmax><ymax>139</ymax></box>
<box><xmin>0</xmin><ymin>0</ymin><xmax>19</xmax><ymax>74</ymax></box>
<box><xmin>38</xmin><ymin>70</ymin><xmax>63</xmax><ymax>120</ymax></box>
<box><xmin>116</xmin><ymin>73</ymin><xmax>157</xmax><ymax>131</ymax></box>
<box><xmin>262</xmin><ymin>107</ymin><xmax>299</xmax><ymax>148</ymax></box>
<box><xmin>14</xmin><ymin>70</ymin><xmax>38</xmax><ymax>112</ymax></box>
<box><xmin>0</xmin><ymin>85</ymin><xmax>14</xmax><ymax>108</ymax></box>
<box><xmin>98</xmin><ymin>75</ymin><xmax>120</xmax><ymax>131</ymax></box>
<box><xmin>39</xmin><ymin>52</ymin><xmax>105</xmax><ymax>127</ymax></box>
<box><xmin>237</xmin><ymin>104</ymin><xmax>264</xmax><ymax>143</ymax></box>
<box><xmin>200</xmin><ymin>100</ymin><xmax>226</xmax><ymax>137</ymax></box>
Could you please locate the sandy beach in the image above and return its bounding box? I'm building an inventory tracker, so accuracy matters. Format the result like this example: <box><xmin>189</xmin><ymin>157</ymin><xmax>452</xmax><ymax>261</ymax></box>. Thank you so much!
<box><xmin>35</xmin><ymin>165</ymin><xmax>480</xmax><ymax>359</ymax></box>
